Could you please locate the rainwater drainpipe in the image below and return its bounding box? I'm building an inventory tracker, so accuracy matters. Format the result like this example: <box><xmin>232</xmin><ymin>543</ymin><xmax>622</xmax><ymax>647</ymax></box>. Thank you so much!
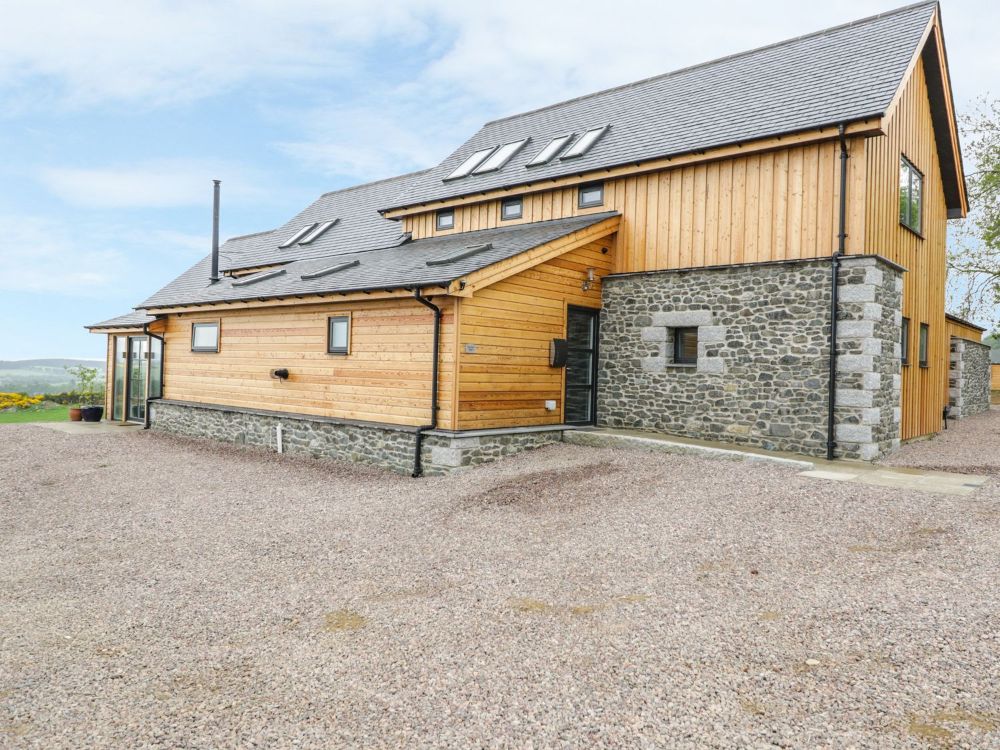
<box><xmin>826</xmin><ymin>124</ymin><xmax>849</xmax><ymax>460</ymax></box>
<box><xmin>412</xmin><ymin>288</ymin><xmax>442</xmax><ymax>478</ymax></box>
<box><xmin>142</xmin><ymin>320</ymin><xmax>165</xmax><ymax>430</ymax></box>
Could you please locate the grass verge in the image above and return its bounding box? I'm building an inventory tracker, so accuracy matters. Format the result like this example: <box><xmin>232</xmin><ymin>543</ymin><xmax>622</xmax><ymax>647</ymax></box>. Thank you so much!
<box><xmin>0</xmin><ymin>405</ymin><xmax>71</xmax><ymax>424</ymax></box>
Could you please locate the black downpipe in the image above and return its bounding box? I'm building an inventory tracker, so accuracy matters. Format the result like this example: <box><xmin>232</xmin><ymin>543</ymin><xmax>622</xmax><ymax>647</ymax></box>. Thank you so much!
<box><xmin>142</xmin><ymin>321</ymin><xmax>165</xmax><ymax>430</ymax></box>
<box><xmin>826</xmin><ymin>124</ymin><xmax>849</xmax><ymax>461</ymax></box>
<box><xmin>412</xmin><ymin>289</ymin><xmax>442</xmax><ymax>477</ymax></box>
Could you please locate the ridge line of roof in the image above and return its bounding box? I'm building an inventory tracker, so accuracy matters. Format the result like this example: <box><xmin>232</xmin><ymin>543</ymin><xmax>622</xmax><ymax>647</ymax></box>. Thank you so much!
<box><xmin>482</xmin><ymin>1</ymin><xmax>937</xmax><ymax>128</ymax></box>
<box><xmin>315</xmin><ymin>168</ymin><xmax>434</xmax><ymax>200</ymax></box>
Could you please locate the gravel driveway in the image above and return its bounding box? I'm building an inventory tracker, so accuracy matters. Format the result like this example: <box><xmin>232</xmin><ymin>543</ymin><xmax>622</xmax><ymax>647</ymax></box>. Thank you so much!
<box><xmin>2</xmin><ymin>415</ymin><xmax>999</xmax><ymax>748</ymax></box>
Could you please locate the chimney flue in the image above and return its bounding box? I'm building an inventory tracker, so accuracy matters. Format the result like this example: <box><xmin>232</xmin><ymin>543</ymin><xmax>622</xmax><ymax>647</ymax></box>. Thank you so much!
<box><xmin>210</xmin><ymin>179</ymin><xmax>221</xmax><ymax>283</ymax></box>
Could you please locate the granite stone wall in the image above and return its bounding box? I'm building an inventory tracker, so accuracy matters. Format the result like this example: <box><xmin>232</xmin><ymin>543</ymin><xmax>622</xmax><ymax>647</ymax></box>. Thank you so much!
<box><xmin>948</xmin><ymin>338</ymin><xmax>991</xmax><ymax>418</ymax></box>
<box><xmin>597</xmin><ymin>256</ymin><xmax>903</xmax><ymax>460</ymax></box>
<box><xmin>149</xmin><ymin>400</ymin><xmax>563</xmax><ymax>475</ymax></box>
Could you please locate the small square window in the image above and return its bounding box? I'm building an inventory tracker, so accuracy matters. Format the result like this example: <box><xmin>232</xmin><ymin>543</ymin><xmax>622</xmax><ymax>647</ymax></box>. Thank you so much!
<box><xmin>191</xmin><ymin>322</ymin><xmax>219</xmax><ymax>352</ymax></box>
<box><xmin>674</xmin><ymin>327</ymin><xmax>698</xmax><ymax>365</ymax></box>
<box><xmin>501</xmin><ymin>196</ymin><xmax>522</xmax><ymax>221</ymax></box>
<box><xmin>328</xmin><ymin>315</ymin><xmax>350</xmax><ymax>354</ymax></box>
<box><xmin>899</xmin><ymin>156</ymin><xmax>923</xmax><ymax>234</ymax></box>
<box><xmin>919</xmin><ymin>323</ymin><xmax>929</xmax><ymax>367</ymax></box>
<box><xmin>578</xmin><ymin>182</ymin><xmax>604</xmax><ymax>208</ymax></box>
<box><xmin>436</xmin><ymin>209</ymin><xmax>455</xmax><ymax>231</ymax></box>
<box><xmin>901</xmin><ymin>317</ymin><xmax>910</xmax><ymax>365</ymax></box>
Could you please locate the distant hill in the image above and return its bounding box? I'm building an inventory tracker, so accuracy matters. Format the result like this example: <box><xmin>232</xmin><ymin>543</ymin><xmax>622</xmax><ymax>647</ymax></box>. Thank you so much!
<box><xmin>0</xmin><ymin>359</ymin><xmax>106</xmax><ymax>395</ymax></box>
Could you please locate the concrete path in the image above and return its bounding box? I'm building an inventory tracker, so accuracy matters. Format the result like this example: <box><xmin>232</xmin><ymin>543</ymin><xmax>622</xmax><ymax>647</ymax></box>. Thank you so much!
<box><xmin>566</xmin><ymin>428</ymin><xmax>987</xmax><ymax>496</ymax></box>
<box><xmin>33</xmin><ymin>421</ymin><xmax>143</xmax><ymax>436</ymax></box>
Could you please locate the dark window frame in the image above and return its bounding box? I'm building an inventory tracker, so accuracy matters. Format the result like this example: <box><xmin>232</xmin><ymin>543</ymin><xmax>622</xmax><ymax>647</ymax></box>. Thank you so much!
<box><xmin>673</xmin><ymin>327</ymin><xmax>698</xmax><ymax>365</ymax></box>
<box><xmin>918</xmin><ymin>322</ymin><xmax>929</xmax><ymax>368</ymax></box>
<box><xmin>327</xmin><ymin>314</ymin><xmax>351</xmax><ymax>355</ymax></box>
<box><xmin>578</xmin><ymin>182</ymin><xmax>604</xmax><ymax>209</ymax></box>
<box><xmin>901</xmin><ymin>316</ymin><xmax>910</xmax><ymax>366</ymax></box>
<box><xmin>190</xmin><ymin>321</ymin><xmax>220</xmax><ymax>353</ymax></box>
<box><xmin>500</xmin><ymin>196</ymin><xmax>523</xmax><ymax>221</ymax></box>
<box><xmin>899</xmin><ymin>155</ymin><xmax>923</xmax><ymax>236</ymax></box>
<box><xmin>436</xmin><ymin>209</ymin><xmax>455</xmax><ymax>231</ymax></box>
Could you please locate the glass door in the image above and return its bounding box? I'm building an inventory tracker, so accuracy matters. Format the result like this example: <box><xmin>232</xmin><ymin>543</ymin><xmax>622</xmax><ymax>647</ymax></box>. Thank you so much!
<box><xmin>112</xmin><ymin>336</ymin><xmax>127</xmax><ymax>421</ymax></box>
<box><xmin>126</xmin><ymin>336</ymin><xmax>149</xmax><ymax>423</ymax></box>
<box><xmin>564</xmin><ymin>306</ymin><xmax>599</xmax><ymax>425</ymax></box>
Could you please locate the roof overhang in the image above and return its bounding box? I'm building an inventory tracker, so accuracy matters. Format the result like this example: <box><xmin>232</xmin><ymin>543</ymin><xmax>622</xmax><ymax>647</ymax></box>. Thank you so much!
<box><xmin>379</xmin><ymin>120</ymin><xmax>884</xmax><ymax>219</ymax></box>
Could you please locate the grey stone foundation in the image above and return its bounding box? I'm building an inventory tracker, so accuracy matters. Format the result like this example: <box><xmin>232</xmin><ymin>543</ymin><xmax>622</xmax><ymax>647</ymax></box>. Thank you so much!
<box><xmin>598</xmin><ymin>256</ymin><xmax>903</xmax><ymax>460</ymax></box>
<box><xmin>948</xmin><ymin>337</ymin><xmax>991</xmax><ymax>418</ymax></box>
<box><xmin>149</xmin><ymin>400</ymin><xmax>563</xmax><ymax>475</ymax></box>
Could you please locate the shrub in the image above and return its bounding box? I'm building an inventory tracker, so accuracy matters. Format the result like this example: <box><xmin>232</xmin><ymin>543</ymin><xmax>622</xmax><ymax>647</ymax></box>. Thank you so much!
<box><xmin>0</xmin><ymin>392</ymin><xmax>45</xmax><ymax>410</ymax></box>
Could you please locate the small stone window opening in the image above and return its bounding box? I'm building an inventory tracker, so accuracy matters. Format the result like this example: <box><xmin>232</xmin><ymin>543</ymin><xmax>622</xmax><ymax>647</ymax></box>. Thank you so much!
<box><xmin>901</xmin><ymin>317</ymin><xmax>910</xmax><ymax>366</ymax></box>
<box><xmin>673</xmin><ymin>327</ymin><xmax>698</xmax><ymax>365</ymax></box>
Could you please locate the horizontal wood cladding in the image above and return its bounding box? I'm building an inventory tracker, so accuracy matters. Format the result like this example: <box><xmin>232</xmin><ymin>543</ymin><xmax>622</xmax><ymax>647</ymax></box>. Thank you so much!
<box><xmin>455</xmin><ymin>240</ymin><xmax>611</xmax><ymax>429</ymax></box>
<box><xmin>161</xmin><ymin>298</ymin><xmax>455</xmax><ymax>428</ymax></box>
<box><xmin>403</xmin><ymin>138</ymin><xmax>868</xmax><ymax>274</ymax></box>
<box><xmin>864</xmin><ymin>56</ymin><xmax>947</xmax><ymax>441</ymax></box>
<box><xmin>946</xmin><ymin>318</ymin><xmax>984</xmax><ymax>344</ymax></box>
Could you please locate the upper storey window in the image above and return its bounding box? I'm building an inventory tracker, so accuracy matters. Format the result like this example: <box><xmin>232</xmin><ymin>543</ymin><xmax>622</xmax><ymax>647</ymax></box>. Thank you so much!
<box><xmin>899</xmin><ymin>155</ymin><xmax>923</xmax><ymax>235</ymax></box>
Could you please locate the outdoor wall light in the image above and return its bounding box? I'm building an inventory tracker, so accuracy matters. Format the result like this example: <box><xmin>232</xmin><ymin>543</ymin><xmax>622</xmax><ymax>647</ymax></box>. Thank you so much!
<box><xmin>581</xmin><ymin>267</ymin><xmax>596</xmax><ymax>291</ymax></box>
<box><xmin>270</xmin><ymin>368</ymin><xmax>290</xmax><ymax>380</ymax></box>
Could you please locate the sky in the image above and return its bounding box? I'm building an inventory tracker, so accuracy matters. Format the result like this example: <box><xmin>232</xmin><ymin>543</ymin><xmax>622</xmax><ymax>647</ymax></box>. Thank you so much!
<box><xmin>1</xmin><ymin>0</ymin><xmax>997</xmax><ymax>361</ymax></box>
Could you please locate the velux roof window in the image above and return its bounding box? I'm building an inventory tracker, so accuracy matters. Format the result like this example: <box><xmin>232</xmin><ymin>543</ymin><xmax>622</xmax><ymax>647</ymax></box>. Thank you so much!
<box><xmin>527</xmin><ymin>134</ymin><xmax>574</xmax><ymax>166</ymax></box>
<box><xmin>445</xmin><ymin>147</ymin><xmax>497</xmax><ymax>180</ymax></box>
<box><xmin>561</xmin><ymin>126</ymin><xmax>609</xmax><ymax>159</ymax></box>
<box><xmin>278</xmin><ymin>219</ymin><xmax>338</xmax><ymax>248</ymax></box>
<box><xmin>473</xmin><ymin>139</ymin><xmax>528</xmax><ymax>174</ymax></box>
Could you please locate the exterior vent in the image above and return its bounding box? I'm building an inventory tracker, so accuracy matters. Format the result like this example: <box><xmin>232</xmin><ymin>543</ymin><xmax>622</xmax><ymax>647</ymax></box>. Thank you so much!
<box><xmin>300</xmin><ymin>259</ymin><xmax>360</xmax><ymax>280</ymax></box>
<box><xmin>231</xmin><ymin>268</ymin><xmax>287</xmax><ymax>287</ymax></box>
<box><xmin>426</xmin><ymin>243</ymin><xmax>493</xmax><ymax>266</ymax></box>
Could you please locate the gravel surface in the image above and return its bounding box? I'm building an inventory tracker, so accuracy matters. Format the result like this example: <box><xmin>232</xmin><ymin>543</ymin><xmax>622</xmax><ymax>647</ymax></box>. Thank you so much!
<box><xmin>2</xmin><ymin>423</ymin><xmax>999</xmax><ymax>749</ymax></box>
<box><xmin>887</xmin><ymin>407</ymin><xmax>1000</xmax><ymax>475</ymax></box>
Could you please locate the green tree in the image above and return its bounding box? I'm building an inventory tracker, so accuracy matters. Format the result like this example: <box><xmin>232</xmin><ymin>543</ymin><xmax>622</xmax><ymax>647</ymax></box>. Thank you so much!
<box><xmin>948</xmin><ymin>96</ymin><xmax>1000</xmax><ymax>328</ymax></box>
<box><xmin>66</xmin><ymin>365</ymin><xmax>100</xmax><ymax>406</ymax></box>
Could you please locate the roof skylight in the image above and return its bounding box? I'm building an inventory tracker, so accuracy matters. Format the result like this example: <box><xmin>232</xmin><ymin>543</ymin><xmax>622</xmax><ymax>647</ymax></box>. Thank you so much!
<box><xmin>561</xmin><ymin>126</ymin><xmax>609</xmax><ymax>160</ymax></box>
<box><xmin>426</xmin><ymin>243</ymin><xmax>494</xmax><ymax>266</ymax></box>
<box><xmin>445</xmin><ymin>147</ymin><xmax>497</xmax><ymax>180</ymax></box>
<box><xmin>527</xmin><ymin>134</ymin><xmax>574</xmax><ymax>166</ymax></box>
<box><xmin>278</xmin><ymin>224</ymin><xmax>317</xmax><ymax>249</ymax></box>
<box><xmin>472</xmin><ymin>139</ymin><xmax>529</xmax><ymax>174</ymax></box>
<box><xmin>231</xmin><ymin>268</ymin><xmax>287</xmax><ymax>287</ymax></box>
<box><xmin>300</xmin><ymin>259</ymin><xmax>360</xmax><ymax>280</ymax></box>
<box><xmin>298</xmin><ymin>219</ymin><xmax>339</xmax><ymax>245</ymax></box>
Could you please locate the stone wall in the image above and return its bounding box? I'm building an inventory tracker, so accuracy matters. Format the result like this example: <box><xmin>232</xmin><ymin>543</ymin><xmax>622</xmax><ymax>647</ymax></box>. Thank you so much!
<box><xmin>149</xmin><ymin>400</ymin><xmax>563</xmax><ymax>475</ymax></box>
<box><xmin>948</xmin><ymin>338</ymin><xmax>991</xmax><ymax>418</ymax></box>
<box><xmin>597</xmin><ymin>256</ymin><xmax>903</xmax><ymax>460</ymax></box>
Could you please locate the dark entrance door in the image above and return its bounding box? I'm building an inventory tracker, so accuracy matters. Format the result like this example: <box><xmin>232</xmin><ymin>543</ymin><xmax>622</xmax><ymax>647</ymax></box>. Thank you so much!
<box><xmin>564</xmin><ymin>306</ymin><xmax>599</xmax><ymax>425</ymax></box>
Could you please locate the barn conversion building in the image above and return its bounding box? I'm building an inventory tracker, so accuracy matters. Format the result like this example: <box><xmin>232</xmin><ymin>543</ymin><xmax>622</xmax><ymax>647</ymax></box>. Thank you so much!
<box><xmin>88</xmin><ymin>2</ymin><xmax>990</xmax><ymax>474</ymax></box>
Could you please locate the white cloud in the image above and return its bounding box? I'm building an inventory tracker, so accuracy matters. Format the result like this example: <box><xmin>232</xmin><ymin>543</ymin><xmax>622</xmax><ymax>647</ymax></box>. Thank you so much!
<box><xmin>0</xmin><ymin>215</ymin><xmax>208</xmax><ymax>296</ymax></box>
<box><xmin>0</xmin><ymin>0</ymin><xmax>427</xmax><ymax>109</ymax></box>
<box><xmin>38</xmin><ymin>159</ymin><xmax>266</xmax><ymax>209</ymax></box>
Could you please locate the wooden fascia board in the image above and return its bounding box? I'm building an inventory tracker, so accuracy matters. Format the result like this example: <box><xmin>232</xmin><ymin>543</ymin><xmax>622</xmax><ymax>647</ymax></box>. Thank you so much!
<box><xmin>882</xmin><ymin>12</ymin><xmax>936</xmax><ymax>125</ymax></box>
<box><xmin>142</xmin><ymin>287</ymin><xmax>431</xmax><ymax>315</ymax></box>
<box><xmin>884</xmin><ymin>9</ymin><xmax>968</xmax><ymax>217</ymax></box>
<box><xmin>929</xmin><ymin>18</ymin><xmax>968</xmax><ymax>215</ymax></box>
<box><xmin>383</xmin><ymin>120</ymin><xmax>883</xmax><ymax>219</ymax></box>
<box><xmin>445</xmin><ymin>216</ymin><xmax>620</xmax><ymax>297</ymax></box>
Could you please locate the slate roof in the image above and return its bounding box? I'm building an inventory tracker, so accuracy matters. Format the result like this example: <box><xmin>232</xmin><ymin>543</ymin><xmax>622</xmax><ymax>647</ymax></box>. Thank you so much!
<box><xmin>138</xmin><ymin>213</ymin><xmax>618</xmax><ymax>309</ymax></box>
<box><xmin>219</xmin><ymin>170</ymin><xmax>428</xmax><ymax>272</ymax></box>
<box><xmin>384</xmin><ymin>1</ymin><xmax>937</xmax><ymax>210</ymax></box>
<box><xmin>86</xmin><ymin>311</ymin><xmax>156</xmax><ymax>330</ymax></box>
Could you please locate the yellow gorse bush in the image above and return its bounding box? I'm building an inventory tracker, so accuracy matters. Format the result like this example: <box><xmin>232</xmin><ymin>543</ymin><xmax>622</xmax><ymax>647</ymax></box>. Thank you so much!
<box><xmin>0</xmin><ymin>392</ymin><xmax>44</xmax><ymax>410</ymax></box>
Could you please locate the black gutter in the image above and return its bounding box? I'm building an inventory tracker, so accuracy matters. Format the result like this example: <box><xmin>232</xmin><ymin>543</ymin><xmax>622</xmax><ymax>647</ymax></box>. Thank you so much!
<box><xmin>142</xmin><ymin>320</ymin><xmax>165</xmax><ymax>430</ymax></box>
<box><xmin>826</xmin><ymin>124</ymin><xmax>849</xmax><ymax>461</ymax></box>
<box><xmin>412</xmin><ymin>288</ymin><xmax>442</xmax><ymax>477</ymax></box>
